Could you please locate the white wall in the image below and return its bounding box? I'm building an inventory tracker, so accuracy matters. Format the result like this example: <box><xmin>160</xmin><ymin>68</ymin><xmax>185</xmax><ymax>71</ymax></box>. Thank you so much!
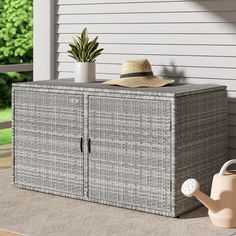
<box><xmin>53</xmin><ymin>0</ymin><xmax>236</xmax><ymax>156</ymax></box>
<box><xmin>33</xmin><ymin>0</ymin><xmax>55</xmax><ymax>81</ymax></box>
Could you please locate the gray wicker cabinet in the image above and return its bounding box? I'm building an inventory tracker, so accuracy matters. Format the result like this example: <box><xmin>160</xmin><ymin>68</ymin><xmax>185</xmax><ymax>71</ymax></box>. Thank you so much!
<box><xmin>12</xmin><ymin>79</ymin><xmax>228</xmax><ymax>217</ymax></box>
<box><xmin>13</xmin><ymin>90</ymin><xmax>84</xmax><ymax>197</ymax></box>
<box><xmin>88</xmin><ymin>96</ymin><xmax>172</xmax><ymax>212</ymax></box>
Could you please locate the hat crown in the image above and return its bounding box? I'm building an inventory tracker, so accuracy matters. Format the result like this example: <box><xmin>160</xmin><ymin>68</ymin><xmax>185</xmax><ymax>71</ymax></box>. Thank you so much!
<box><xmin>102</xmin><ymin>58</ymin><xmax>175</xmax><ymax>87</ymax></box>
<box><xmin>121</xmin><ymin>59</ymin><xmax>153</xmax><ymax>74</ymax></box>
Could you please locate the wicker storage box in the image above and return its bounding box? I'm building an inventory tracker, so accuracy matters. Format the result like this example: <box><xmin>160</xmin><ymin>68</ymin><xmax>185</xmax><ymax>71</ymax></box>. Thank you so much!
<box><xmin>12</xmin><ymin>79</ymin><xmax>227</xmax><ymax>217</ymax></box>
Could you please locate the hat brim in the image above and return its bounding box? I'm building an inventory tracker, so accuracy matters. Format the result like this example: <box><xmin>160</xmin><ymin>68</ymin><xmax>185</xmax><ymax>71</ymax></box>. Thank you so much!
<box><xmin>102</xmin><ymin>76</ymin><xmax>175</xmax><ymax>88</ymax></box>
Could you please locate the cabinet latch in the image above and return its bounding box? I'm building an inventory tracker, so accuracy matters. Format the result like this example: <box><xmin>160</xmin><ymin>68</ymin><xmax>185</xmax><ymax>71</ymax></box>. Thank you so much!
<box><xmin>88</xmin><ymin>138</ymin><xmax>91</xmax><ymax>153</ymax></box>
<box><xmin>80</xmin><ymin>137</ymin><xmax>83</xmax><ymax>153</ymax></box>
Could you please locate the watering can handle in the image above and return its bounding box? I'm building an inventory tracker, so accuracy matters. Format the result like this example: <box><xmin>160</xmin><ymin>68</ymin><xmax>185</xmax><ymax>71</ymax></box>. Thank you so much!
<box><xmin>219</xmin><ymin>159</ymin><xmax>236</xmax><ymax>176</ymax></box>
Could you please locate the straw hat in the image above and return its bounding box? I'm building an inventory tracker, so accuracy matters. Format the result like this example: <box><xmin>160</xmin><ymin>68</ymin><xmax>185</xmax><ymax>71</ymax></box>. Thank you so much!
<box><xmin>102</xmin><ymin>59</ymin><xmax>174</xmax><ymax>88</ymax></box>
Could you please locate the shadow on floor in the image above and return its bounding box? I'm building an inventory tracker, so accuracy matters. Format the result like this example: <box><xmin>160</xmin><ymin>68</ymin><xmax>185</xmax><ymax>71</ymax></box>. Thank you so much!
<box><xmin>179</xmin><ymin>206</ymin><xmax>208</xmax><ymax>219</ymax></box>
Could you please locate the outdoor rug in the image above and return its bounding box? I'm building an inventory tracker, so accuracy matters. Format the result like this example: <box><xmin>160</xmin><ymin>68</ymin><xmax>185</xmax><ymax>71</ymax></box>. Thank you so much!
<box><xmin>0</xmin><ymin>169</ymin><xmax>236</xmax><ymax>236</ymax></box>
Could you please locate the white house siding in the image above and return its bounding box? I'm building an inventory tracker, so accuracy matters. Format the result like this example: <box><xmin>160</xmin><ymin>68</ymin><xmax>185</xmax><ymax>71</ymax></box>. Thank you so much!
<box><xmin>55</xmin><ymin>0</ymin><xmax>236</xmax><ymax>157</ymax></box>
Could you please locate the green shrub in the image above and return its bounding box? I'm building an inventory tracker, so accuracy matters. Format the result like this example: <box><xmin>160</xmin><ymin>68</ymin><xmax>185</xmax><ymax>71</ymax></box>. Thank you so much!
<box><xmin>0</xmin><ymin>72</ymin><xmax>32</xmax><ymax>107</ymax></box>
<box><xmin>0</xmin><ymin>0</ymin><xmax>33</xmax><ymax>64</ymax></box>
<box><xmin>0</xmin><ymin>0</ymin><xmax>33</xmax><ymax>108</ymax></box>
<box><xmin>0</xmin><ymin>108</ymin><xmax>12</xmax><ymax>145</ymax></box>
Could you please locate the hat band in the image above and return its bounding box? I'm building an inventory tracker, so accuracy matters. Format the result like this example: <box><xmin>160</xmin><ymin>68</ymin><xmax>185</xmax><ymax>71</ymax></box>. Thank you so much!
<box><xmin>120</xmin><ymin>71</ymin><xmax>154</xmax><ymax>78</ymax></box>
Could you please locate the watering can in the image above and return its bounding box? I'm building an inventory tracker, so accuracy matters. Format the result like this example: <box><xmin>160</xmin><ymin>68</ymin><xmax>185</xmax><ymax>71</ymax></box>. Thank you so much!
<box><xmin>181</xmin><ymin>159</ymin><xmax>236</xmax><ymax>228</ymax></box>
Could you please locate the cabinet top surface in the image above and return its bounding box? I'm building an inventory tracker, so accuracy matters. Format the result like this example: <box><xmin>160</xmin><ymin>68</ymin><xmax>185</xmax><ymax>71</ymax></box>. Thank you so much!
<box><xmin>13</xmin><ymin>79</ymin><xmax>226</xmax><ymax>97</ymax></box>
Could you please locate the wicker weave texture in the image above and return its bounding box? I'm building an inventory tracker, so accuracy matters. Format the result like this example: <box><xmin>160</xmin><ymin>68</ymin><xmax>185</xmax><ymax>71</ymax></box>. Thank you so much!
<box><xmin>174</xmin><ymin>90</ymin><xmax>228</xmax><ymax>215</ymax></box>
<box><xmin>14</xmin><ymin>90</ymin><xmax>84</xmax><ymax>196</ymax></box>
<box><xmin>88</xmin><ymin>96</ymin><xmax>172</xmax><ymax>213</ymax></box>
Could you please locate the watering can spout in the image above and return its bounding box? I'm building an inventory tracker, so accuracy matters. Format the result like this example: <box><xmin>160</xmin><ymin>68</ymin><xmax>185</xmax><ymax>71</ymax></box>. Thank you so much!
<box><xmin>181</xmin><ymin>179</ymin><xmax>219</xmax><ymax>212</ymax></box>
<box><xmin>193</xmin><ymin>189</ymin><xmax>219</xmax><ymax>212</ymax></box>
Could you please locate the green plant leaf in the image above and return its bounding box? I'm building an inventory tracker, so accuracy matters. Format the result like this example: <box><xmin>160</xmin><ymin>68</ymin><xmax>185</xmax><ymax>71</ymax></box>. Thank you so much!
<box><xmin>68</xmin><ymin>54</ymin><xmax>77</xmax><ymax>61</ymax></box>
<box><xmin>69</xmin><ymin>43</ymin><xmax>78</xmax><ymax>53</ymax></box>
<box><xmin>87</xmin><ymin>37</ymin><xmax>98</xmax><ymax>52</ymax></box>
<box><xmin>81</xmin><ymin>28</ymin><xmax>87</xmax><ymax>43</ymax></box>
<box><xmin>88</xmin><ymin>42</ymin><xmax>99</xmax><ymax>57</ymax></box>
<box><xmin>68</xmin><ymin>49</ymin><xmax>80</xmax><ymax>61</ymax></box>
<box><xmin>72</xmin><ymin>37</ymin><xmax>81</xmax><ymax>52</ymax></box>
<box><xmin>89</xmin><ymin>48</ymin><xmax>104</xmax><ymax>62</ymax></box>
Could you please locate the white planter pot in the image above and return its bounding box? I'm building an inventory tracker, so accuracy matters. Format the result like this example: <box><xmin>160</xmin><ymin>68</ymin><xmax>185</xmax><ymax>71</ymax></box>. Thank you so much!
<box><xmin>75</xmin><ymin>62</ymin><xmax>96</xmax><ymax>83</ymax></box>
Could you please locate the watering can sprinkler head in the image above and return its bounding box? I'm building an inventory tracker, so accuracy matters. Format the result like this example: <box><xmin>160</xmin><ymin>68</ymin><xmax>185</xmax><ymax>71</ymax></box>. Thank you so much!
<box><xmin>181</xmin><ymin>178</ymin><xmax>200</xmax><ymax>197</ymax></box>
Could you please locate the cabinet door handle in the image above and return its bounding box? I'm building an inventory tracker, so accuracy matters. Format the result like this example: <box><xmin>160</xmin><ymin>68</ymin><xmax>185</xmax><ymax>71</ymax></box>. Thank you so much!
<box><xmin>88</xmin><ymin>138</ymin><xmax>91</xmax><ymax>153</ymax></box>
<box><xmin>80</xmin><ymin>137</ymin><xmax>83</xmax><ymax>153</ymax></box>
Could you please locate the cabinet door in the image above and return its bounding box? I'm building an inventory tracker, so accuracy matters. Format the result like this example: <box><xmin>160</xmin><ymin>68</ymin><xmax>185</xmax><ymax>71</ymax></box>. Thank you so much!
<box><xmin>14</xmin><ymin>90</ymin><xmax>84</xmax><ymax>197</ymax></box>
<box><xmin>88</xmin><ymin>96</ymin><xmax>172</xmax><ymax>212</ymax></box>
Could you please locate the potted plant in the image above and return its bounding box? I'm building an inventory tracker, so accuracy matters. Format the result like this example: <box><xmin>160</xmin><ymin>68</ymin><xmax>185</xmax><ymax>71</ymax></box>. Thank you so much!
<box><xmin>68</xmin><ymin>28</ymin><xmax>104</xmax><ymax>83</ymax></box>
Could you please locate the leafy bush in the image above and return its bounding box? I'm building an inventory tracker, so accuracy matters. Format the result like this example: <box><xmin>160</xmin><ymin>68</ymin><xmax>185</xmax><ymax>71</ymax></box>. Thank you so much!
<box><xmin>0</xmin><ymin>0</ymin><xmax>33</xmax><ymax>64</ymax></box>
<box><xmin>0</xmin><ymin>72</ymin><xmax>32</xmax><ymax>107</ymax></box>
<box><xmin>0</xmin><ymin>0</ymin><xmax>33</xmax><ymax>108</ymax></box>
<box><xmin>0</xmin><ymin>107</ymin><xmax>12</xmax><ymax>145</ymax></box>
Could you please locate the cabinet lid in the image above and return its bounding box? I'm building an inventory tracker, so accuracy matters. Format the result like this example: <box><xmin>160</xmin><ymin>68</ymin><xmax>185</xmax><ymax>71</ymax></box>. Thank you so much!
<box><xmin>13</xmin><ymin>78</ymin><xmax>226</xmax><ymax>97</ymax></box>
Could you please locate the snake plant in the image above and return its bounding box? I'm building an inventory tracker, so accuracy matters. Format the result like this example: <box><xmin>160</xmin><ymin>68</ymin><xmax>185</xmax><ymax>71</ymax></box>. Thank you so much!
<box><xmin>68</xmin><ymin>28</ymin><xmax>104</xmax><ymax>62</ymax></box>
